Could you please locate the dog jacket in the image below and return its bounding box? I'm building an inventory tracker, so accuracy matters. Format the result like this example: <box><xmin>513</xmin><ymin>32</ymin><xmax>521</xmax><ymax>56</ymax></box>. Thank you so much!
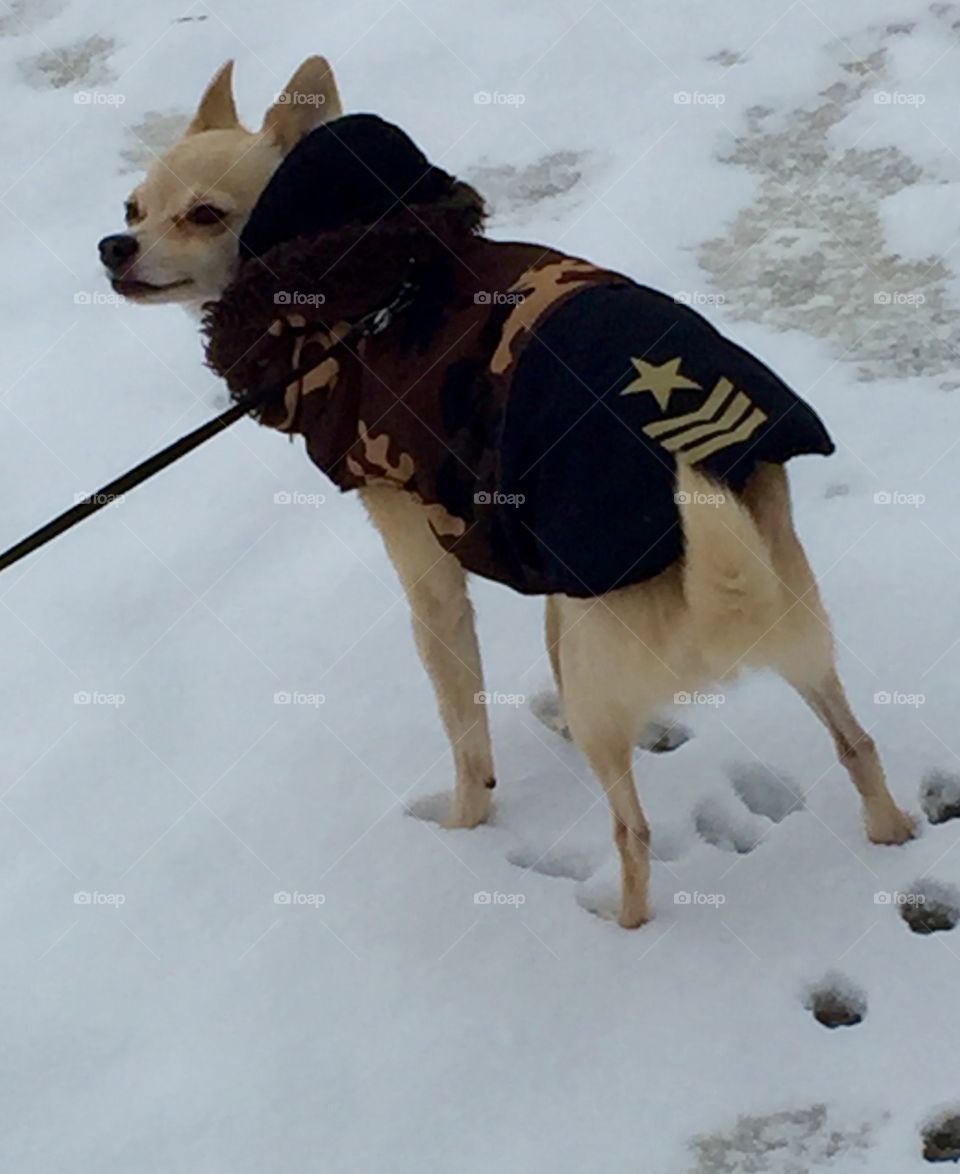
<box><xmin>205</xmin><ymin>115</ymin><xmax>834</xmax><ymax>598</ymax></box>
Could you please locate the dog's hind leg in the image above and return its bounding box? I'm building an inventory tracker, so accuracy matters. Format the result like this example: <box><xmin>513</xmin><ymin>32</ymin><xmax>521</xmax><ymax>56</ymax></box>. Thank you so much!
<box><xmin>361</xmin><ymin>486</ymin><xmax>495</xmax><ymax>829</ymax></box>
<box><xmin>557</xmin><ymin>598</ymin><xmax>659</xmax><ymax>927</ymax></box>
<box><xmin>740</xmin><ymin>466</ymin><xmax>914</xmax><ymax>846</ymax></box>
<box><xmin>795</xmin><ymin>670</ymin><xmax>914</xmax><ymax>845</ymax></box>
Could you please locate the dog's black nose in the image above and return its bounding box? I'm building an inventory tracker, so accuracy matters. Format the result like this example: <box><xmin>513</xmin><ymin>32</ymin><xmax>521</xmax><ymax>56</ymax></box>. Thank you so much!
<box><xmin>98</xmin><ymin>233</ymin><xmax>139</xmax><ymax>270</ymax></box>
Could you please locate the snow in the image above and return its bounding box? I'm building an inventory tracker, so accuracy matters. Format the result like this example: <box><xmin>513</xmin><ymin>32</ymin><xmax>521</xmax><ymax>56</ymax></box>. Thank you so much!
<box><xmin>2</xmin><ymin>0</ymin><xmax>960</xmax><ymax>1169</ymax></box>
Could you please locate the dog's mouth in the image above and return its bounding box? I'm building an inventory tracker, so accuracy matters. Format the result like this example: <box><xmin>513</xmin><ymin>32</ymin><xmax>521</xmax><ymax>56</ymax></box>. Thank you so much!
<box><xmin>110</xmin><ymin>276</ymin><xmax>194</xmax><ymax>298</ymax></box>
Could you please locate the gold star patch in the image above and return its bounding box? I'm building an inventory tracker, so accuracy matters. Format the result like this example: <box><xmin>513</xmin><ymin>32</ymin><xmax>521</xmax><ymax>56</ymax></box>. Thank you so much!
<box><xmin>621</xmin><ymin>356</ymin><xmax>702</xmax><ymax>411</ymax></box>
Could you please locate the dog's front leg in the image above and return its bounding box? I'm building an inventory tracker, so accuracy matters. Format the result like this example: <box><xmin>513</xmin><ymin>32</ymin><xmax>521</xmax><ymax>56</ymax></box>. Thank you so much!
<box><xmin>361</xmin><ymin>487</ymin><xmax>495</xmax><ymax>828</ymax></box>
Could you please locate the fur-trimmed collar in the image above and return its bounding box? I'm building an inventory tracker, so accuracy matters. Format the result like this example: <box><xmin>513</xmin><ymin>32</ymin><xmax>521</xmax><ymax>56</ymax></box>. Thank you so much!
<box><xmin>203</xmin><ymin>183</ymin><xmax>485</xmax><ymax>419</ymax></box>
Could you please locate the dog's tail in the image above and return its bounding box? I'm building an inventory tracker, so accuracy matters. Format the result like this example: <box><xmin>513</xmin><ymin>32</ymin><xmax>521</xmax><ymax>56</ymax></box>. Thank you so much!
<box><xmin>676</xmin><ymin>464</ymin><xmax>782</xmax><ymax>669</ymax></box>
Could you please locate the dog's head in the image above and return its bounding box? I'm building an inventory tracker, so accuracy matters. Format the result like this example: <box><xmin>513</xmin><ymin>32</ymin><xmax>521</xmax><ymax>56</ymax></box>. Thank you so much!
<box><xmin>99</xmin><ymin>57</ymin><xmax>342</xmax><ymax>307</ymax></box>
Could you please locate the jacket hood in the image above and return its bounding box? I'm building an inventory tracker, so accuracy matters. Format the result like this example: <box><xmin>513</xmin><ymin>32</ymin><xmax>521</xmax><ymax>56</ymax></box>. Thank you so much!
<box><xmin>203</xmin><ymin>114</ymin><xmax>485</xmax><ymax>415</ymax></box>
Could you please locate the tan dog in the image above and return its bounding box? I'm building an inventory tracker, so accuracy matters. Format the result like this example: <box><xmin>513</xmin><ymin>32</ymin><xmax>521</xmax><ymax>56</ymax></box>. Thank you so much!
<box><xmin>103</xmin><ymin>61</ymin><xmax>914</xmax><ymax>929</ymax></box>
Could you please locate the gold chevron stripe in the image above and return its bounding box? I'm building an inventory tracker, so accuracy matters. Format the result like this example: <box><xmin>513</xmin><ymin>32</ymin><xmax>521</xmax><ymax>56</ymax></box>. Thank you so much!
<box><xmin>677</xmin><ymin>406</ymin><xmax>767</xmax><ymax>464</ymax></box>
<box><xmin>643</xmin><ymin>378</ymin><xmax>737</xmax><ymax>439</ymax></box>
<box><xmin>659</xmin><ymin>391</ymin><xmax>754</xmax><ymax>452</ymax></box>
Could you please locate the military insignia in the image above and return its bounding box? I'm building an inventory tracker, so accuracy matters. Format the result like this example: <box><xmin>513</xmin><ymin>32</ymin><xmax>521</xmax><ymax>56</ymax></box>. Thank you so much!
<box><xmin>621</xmin><ymin>356</ymin><xmax>702</xmax><ymax>411</ymax></box>
<box><xmin>641</xmin><ymin>376</ymin><xmax>767</xmax><ymax>463</ymax></box>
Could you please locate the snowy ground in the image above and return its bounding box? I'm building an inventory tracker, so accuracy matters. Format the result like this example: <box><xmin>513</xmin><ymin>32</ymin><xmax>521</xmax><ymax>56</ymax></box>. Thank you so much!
<box><xmin>2</xmin><ymin>0</ymin><xmax>960</xmax><ymax>1169</ymax></box>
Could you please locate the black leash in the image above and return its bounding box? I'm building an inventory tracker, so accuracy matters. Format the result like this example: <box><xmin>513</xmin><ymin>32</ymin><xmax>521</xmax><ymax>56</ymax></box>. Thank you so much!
<box><xmin>0</xmin><ymin>280</ymin><xmax>416</xmax><ymax>575</ymax></box>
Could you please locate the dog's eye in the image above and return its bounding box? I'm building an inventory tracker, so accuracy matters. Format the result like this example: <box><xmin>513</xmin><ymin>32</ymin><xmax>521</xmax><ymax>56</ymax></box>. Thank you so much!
<box><xmin>186</xmin><ymin>203</ymin><xmax>226</xmax><ymax>226</ymax></box>
<box><xmin>124</xmin><ymin>201</ymin><xmax>142</xmax><ymax>224</ymax></box>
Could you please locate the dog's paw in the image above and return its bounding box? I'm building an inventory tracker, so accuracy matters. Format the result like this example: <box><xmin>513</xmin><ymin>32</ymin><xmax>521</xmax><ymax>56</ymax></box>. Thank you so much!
<box><xmin>865</xmin><ymin>805</ymin><xmax>916</xmax><ymax>846</ymax></box>
<box><xmin>444</xmin><ymin>787</ymin><xmax>493</xmax><ymax>830</ymax></box>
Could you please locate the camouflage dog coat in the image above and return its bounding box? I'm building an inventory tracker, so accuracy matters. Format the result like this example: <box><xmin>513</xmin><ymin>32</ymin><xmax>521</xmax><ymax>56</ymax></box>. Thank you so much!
<box><xmin>205</xmin><ymin>115</ymin><xmax>834</xmax><ymax>598</ymax></box>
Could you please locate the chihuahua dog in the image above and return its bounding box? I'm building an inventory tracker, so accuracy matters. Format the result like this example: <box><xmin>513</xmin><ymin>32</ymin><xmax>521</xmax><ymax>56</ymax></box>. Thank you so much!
<box><xmin>101</xmin><ymin>60</ymin><xmax>914</xmax><ymax>929</ymax></box>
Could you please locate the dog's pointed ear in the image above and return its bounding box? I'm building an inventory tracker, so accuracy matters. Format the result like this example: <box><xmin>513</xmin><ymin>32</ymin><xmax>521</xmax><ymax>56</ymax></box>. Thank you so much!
<box><xmin>261</xmin><ymin>56</ymin><xmax>342</xmax><ymax>153</ymax></box>
<box><xmin>186</xmin><ymin>61</ymin><xmax>240</xmax><ymax>135</ymax></box>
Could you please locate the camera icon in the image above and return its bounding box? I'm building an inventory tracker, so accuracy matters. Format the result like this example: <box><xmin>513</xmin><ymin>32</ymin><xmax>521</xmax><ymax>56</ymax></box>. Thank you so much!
<box><xmin>74</xmin><ymin>691</ymin><xmax>91</xmax><ymax>705</ymax></box>
<box><xmin>474</xmin><ymin>891</ymin><xmax>492</xmax><ymax>904</ymax></box>
<box><xmin>274</xmin><ymin>891</ymin><xmax>292</xmax><ymax>904</ymax></box>
<box><xmin>874</xmin><ymin>891</ymin><xmax>892</xmax><ymax>904</ymax></box>
<box><xmin>274</xmin><ymin>691</ymin><xmax>292</xmax><ymax>705</ymax></box>
<box><xmin>873</xmin><ymin>691</ymin><xmax>891</xmax><ymax>705</ymax></box>
<box><xmin>674</xmin><ymin>691</ymin><xmax>691</xmax><ymax>705</ymax></box>
<box><xmin>73</xmin><ymin>891</ymin><xmax>92</xmax><ymax>904</ymax></box>
<box><xmin>274</xmin><ymin>291</ymin><xmax>291</xmax><ymax>305</ymax></box>
<box><xmin>474</xmin><ymin>291</ymin><xmax>491</xmax><ymax>305</ymax></box>
<box><xmin>474</xmin><ymin>91</ymin><xmax>492</xmax><ymax>104</ymax></box>
<box><xmin>474</xmin><ymin>491</ymin><xmax>491</xmax><ymax>505</ymax></box>
<box><xmin>274</xmin><ymin>491</ymin><xmax>292</xmax><ymax>505</ymax></box>
<box><xmin>674</xmin><ymin>891</ymin><xmax>692</xmax><ymax>904</ymax></box>
<box><xmin>874</xmin><ymin>291</ymin><xmax>891</xmax><ymax>305</ymax></box>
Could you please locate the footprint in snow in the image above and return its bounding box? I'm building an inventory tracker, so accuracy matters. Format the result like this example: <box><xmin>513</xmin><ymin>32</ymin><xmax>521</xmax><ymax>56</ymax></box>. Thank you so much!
<box><xmin>529</xmin><ymin>689</ymin><xmax>691</xmax><ymax>753</ymax></box>
<box><xmin>898</xmin><ymin>878</ymin><xmax>960</xmax><ymax>935</ymax></box>
<box><xmin>920</xmin><ymin>768</ymin><xmax>960</xmax><ymax>825</ymax></box>
<box><xmin>693</xmin><ymin>795</ymin><xmax>768</xmax><ymax>855</ymax></box>
<box><xmin>506</xmin><ymin>844</ymin><xmax>596</xmax><ymax>882</ymax></box>
<box><xmin>923</xmin><ymin>1109</ymin><xmax>960</xmax><ymax>1163</ymax></box>
<box><xmin>693</xmin><ymin>763</ymin><xmax>803</xmax><ymax>855</ymax></box>
<box><xmin>803</xmin><ymin>971</ymin><xmax>866</xmax><ymax>1029</ymax></box>
<box><xmin>730</xmin><ymin>763</ymin><xmax>805</xmax><ymax>823</ymax></box>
